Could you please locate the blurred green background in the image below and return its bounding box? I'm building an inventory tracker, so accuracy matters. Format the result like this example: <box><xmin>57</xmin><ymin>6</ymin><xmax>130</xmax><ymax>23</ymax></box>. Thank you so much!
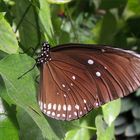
<box><xmin>0</xmin><ymin>0</ymin><xmax>140</xmax><ymax>140</ymax></box>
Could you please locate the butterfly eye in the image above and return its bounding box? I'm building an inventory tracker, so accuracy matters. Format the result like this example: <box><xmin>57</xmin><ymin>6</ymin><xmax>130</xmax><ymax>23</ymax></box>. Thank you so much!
<box><xmin>37</xmin><ymin>43</ymin><xmax>140</xmax><ymax>121</ymax></box>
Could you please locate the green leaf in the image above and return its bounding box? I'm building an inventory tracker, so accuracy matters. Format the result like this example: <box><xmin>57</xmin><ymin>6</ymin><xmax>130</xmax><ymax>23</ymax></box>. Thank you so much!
<box><xmin>99</xmin><ymin>0</ymin><xmax>127</xmax><ymax>9</ymax></box>
<box><xmin>95</xmin><ymin>115</ymin><xmax>115</xmax><ymax>140</ymax></box>
<box><xmin>115</xmin><ymin>121</ymin><xmax>126</xmax><ymax>135</ymax></box>
<box><xmin>102</xmin><ymin>99</ymin><xmax>121</xmax><ymax>126</ymax></box>
<box><xmin>136</xmin><ymin>88</ymin><xmax>140</xmax><ymax>96</ymax></box>
<box><xmin>0</xmin><ymin>99</ymin><xmax>19</xmax><ymax>140</ymax></box>
<box><xmin>46</xmin><ymin>117</ymin><xmax>82</xmax><ymax>139</ymax></box>
<box><xmin>134</xmin><ymin>120</ymin><xmax>140</xmax><ymax>134</ymax></box>
<box><xmin>115</xmin><ymin>116</ymin><xmax>126</xmax><ymax>127</ymax></box>
<box><xmin>0</xmin><ymin>0</ymin><xmax>7</xmax><ymax>12</ymax></box>
<box><xmin>0</xmin><ymin>75</ymin><xmax>14</xmax><ymax>105</ymax></box>
<box><xmin>94</xmin><ymin>12</ymin><xmax>117</xmax><ymax>44</ymax></box>
<box><xmin>17</xmin><ymin>108</ymin><xmax>45</xmax><ymax>140</ymax></box>
<box><xmin>12</xmin><ymin>0</ymin><xmax>42</xmax><ymax>51</ymax></box>
<box><xmin>121</xmin><ymin>98</ymin><xmax>135</xmax><ymax>113</ymax></box>
<box><xmin>0</xmin><ymin>14</ymin><xmax>19</xmax><ymax>54</ymax></box>
<box><xmin>127</xmin><ymin>0</ymin><xmax>140</xmax><ymax>16</ymax></box>
<box><xmin>125</xmin><ymin>123</ymin><xmax>137</xmax><ymax>137</ymax></box>
<box><xmin>65</xmin><ymin>120</ymin><xmax>92</xmax><ymax>140</ymax></box>
<box><xmin>47</xmin><ymin>0</ymin><xmax>72</xmax><ymax>4</ymax></box>
<box><xmin>0</xmin><ymin>54</ymin><xmax>58</xmax><ymax>139</ymax></box>
<box><xmin>132</xmin><ymin>104</ymin><xmax>140</xmax><ymax>119</ymax></box>
<box><xmin>113</xmin><ymin>31</ymin><xmax>127</xmax><ymax>48</ymax></box>
<box><xmin>0</xmin><ymin>116</ymin><xmax>19</xmax><ymax>140</ymax></box>
<box><xmin>37</xmin><ymin>0</ymin><xmax>54</xmax><ymax>43</ymax></box>
<box><xmin>65</xmin><ymin>128</ymin><xmax>90</xmax><ymax>140</ymax></box>
<box><xmin>126</xmin><ymin>16</ymin><xmax>140</xmax><ymax>38</ymax></box>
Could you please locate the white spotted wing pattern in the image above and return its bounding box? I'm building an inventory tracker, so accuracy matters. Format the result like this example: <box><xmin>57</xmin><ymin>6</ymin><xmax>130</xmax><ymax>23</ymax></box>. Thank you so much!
<box><xmin>38</xmin><ymin>43</ymin><xmax>140</xmax><ymax>121</ymax></box>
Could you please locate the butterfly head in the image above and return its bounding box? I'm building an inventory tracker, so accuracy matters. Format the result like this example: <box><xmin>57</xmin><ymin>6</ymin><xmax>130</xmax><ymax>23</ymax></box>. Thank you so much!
<box><xmin>36</xmin><ymin>42</ymin><xmax>51</xmax><ymax>65</ymax></box>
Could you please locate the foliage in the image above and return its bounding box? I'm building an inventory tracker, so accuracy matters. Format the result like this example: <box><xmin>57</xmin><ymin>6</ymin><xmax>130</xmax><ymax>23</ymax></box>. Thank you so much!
<box><xmin>0</xmin><ymin>0</ymin><xmax>140</xmax><ymax>140</ymax></box>
<box><xmin>115</xmin><ymin>90</ymin><xmax>140</xmax><ymax>139</ymax></box>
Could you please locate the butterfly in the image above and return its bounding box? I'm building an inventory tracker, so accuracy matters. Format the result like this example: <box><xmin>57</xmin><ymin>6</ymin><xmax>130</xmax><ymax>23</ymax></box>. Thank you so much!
<box><xmin>36</xmin><ymin>42</ymin><xmax>140</xmax><ymax>121</ymax></box>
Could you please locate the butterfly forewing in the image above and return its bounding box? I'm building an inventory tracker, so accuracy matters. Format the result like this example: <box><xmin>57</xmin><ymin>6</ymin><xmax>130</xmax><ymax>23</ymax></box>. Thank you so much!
<box><xmin>38</xmin><ymin>43</ymin><xmax>140</xmax><ymax>121</ymax></box>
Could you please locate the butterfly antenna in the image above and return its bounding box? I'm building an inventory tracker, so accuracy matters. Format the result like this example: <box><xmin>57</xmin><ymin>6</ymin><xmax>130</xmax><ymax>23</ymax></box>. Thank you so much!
<box><xmin>18</xmin><ymin>63</ymin><xmax>36</xmax><ymax>79</ymax></box>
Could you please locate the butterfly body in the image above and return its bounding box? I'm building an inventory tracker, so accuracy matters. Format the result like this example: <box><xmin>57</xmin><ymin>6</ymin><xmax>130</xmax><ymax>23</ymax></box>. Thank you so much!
<box><xmin>38</xmin><ymin>42</ymin><xmax>140</xmax><ymax>121</ymax></box>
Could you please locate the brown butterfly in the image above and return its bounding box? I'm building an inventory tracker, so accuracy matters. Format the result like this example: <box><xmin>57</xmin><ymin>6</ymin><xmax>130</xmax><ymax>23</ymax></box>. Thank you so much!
<box><xmin>36</xmin><ymin>42</ymin><xmax>140</xmax><ymax>121</ymax></box>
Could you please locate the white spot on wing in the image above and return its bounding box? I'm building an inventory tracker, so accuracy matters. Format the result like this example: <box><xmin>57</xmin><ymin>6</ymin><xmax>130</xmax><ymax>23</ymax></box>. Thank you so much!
<box><xmin>101</xmin><ymin>49</ymin><xmax>105</xmax><ymax>52</ymax></box>
<box><xmin>58</xmin><ymin>104</ymin><xmax>61</xmax><ymax>111</ymax></box>
<box><xmin>96</xmin><ymin>71</ymin><xmax>101</xmax><ymax>77</ymax></box>
<box><xmin>52</xmin><ymin>112</ymin><xmax>55</xmax><ymax>116</ymax></box>
<box><xmin>68</xmin><ymin>105</ymin><xmax>71</xmax><ymax>111</ymax></box>
<box><xmin>47</xmin><ymin>111</ymin><xmax>51</xmax><ymax>115</ymax></box>
<box><xmin>62</xmin><ymin>84</ymin><xmax>66</xmax><ymax>87</ymax></box>
<box><xmin>57</xmin><ymin>114</ymin><xmax>60</xmax><ymax>117</ymax></box>
<box><xmin>53</xmin><ymin>104</ymin><xmax>56</xmax><ymax>110</ymax></box>
<box><xmin>72</xmin><ymin>75</ymin><xmax>76</xmax><ymax>80</ymax></box>
<box><xmin>74</xmin><ymin>112</ymin><xmax>77</xmax><ymax>116</ymax></box>
<box><xmin>63</xmin><ymin>105</ymin><xmax>66</xmax><ymax>111</ymax></box>
<box><xmin>95</xmin><ymin>102</ymin><xmax>99</xmax><ymax>106</ymax></box>
<box><xmin>70</xmin><ymin>83</ymin><xmax>73</xmax><ymax>86</ymax></box>
<box><xmin>88</xmin><ymin>59</ymin><xmax>94</xmax><ymax>65</ymax></box>
<box><xmin>64</xmin><ymin>94</ymin><xmax>67</xmax><ymax>98</ymax></box>
<box><xmin>44</xmin><ymin>104</ymin><xmax>46</xmax><ymax>109</ymax></box>
<box><xmin>80</xmin><ymin>111</ymin><xmax>82</xmax><ymax>115</ymax></box>
<box><xmin>69</xmin><ymin>115</ymin><xmax>71</xmax><ymax>118</ymax></box>
<box><xmin>62</xmin><ymin>114</ymin><xmax>66</xmax><ymax>117</ymax></box>
<box><xmin>83</xmin><ymin>99</ymin><xmax>87</xmax><ymax>103</ymax></box>
<box><xmin>75</xmin><ymin>104</ymin><xmax>80</xmax><ymax>110</ymax></box>
<box><xmin>48</xmin><ymin>103</ymin><xmax>52</xmax><ymax>110</ymax></box>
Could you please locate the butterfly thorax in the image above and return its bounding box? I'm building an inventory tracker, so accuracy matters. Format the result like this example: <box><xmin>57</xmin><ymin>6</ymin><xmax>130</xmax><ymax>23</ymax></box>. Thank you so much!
<box><xmin>36</xmin><ymin>42</ymin><xmax>51</xmax><ymax>65</ymax></box>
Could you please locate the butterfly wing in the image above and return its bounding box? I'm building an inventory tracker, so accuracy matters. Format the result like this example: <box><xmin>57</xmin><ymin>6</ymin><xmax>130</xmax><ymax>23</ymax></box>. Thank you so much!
<box><xmin>38</xmin><ymin>44</ymin><xmax>140</xmax><ymax>120</ymax></box>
